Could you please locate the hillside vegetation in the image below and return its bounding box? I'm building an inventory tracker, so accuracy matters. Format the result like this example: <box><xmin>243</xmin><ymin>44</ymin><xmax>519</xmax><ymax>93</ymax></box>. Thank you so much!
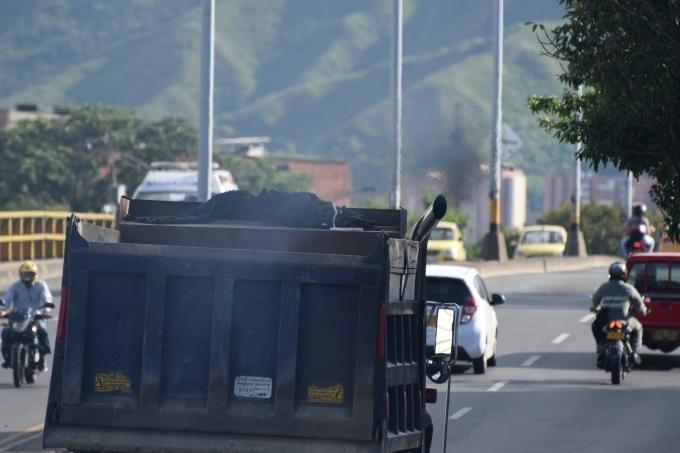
<box><xmin>0</xmin><ymin>0</ymin><xmax>568</xmax><ymax>208</ymax></box>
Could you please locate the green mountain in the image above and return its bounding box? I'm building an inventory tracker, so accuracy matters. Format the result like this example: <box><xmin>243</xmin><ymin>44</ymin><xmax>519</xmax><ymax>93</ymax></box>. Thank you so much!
<box><xmin>0</xmin><ymin>0</ymin><xmax>569</xmax><ymax>208</ymax></box>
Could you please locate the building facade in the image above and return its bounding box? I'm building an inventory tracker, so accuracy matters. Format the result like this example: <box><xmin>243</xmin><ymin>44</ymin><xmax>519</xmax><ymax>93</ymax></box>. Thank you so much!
<box><xmin>0</xmin><ymin>104</ymin><xmax>69</xmax><ymax>129</ymax></box>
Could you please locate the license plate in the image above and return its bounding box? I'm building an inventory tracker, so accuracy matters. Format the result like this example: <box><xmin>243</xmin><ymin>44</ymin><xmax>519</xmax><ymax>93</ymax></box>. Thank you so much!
<box><xmin>607</xmin><ymin>331</ymin><xmax>625</xmax><ymax>340</ymax></box>
<box><xmin>651</xmin><ymin>329</ymin><xmax>679</xmax><ymax>341</ymax></box>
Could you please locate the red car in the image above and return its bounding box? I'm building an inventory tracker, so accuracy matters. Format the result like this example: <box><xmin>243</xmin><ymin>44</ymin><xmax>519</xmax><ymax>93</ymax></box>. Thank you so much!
<box><xmin>627</xmin><ymin>253</ymin><xmax>680</xmax><ymax>353</ymax></box>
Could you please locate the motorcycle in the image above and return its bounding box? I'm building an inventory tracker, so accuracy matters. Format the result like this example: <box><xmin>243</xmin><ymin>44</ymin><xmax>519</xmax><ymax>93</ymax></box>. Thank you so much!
<box><xmin>623</xmin><ymin>224</ymin><xmax>653</xmax><ymax>257</ymax></box>
<box><xmin>0</xmin><ymin>302</ymin><xmax>53</xmax><ymax>387</ymax></box>
<box><xmin>600</xmin><ymin>318</ymin><xmax>635</xmax><ymax>385</ymax></box>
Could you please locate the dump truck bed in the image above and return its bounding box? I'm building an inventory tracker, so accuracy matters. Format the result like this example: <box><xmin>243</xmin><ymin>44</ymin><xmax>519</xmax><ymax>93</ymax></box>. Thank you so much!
<box><xmin>44</xmin><ymin>197</ymin><xmax>425</xmax><ymax>453</ymax></box>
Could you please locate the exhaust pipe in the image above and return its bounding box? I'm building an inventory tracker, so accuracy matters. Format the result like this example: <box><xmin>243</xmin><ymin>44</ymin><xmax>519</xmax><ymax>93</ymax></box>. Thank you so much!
<box><xmin>411</xmin><ymin>194</ymin><xmax>447</xmax><ymax>243</ymax></box>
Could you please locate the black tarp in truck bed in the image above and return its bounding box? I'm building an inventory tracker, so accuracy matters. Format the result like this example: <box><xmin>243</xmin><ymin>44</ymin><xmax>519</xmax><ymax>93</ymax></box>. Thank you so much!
<box><xmin>44</xmin><ymin>197</ymin><xmax>425</xmax><ymax>453</ymax></box>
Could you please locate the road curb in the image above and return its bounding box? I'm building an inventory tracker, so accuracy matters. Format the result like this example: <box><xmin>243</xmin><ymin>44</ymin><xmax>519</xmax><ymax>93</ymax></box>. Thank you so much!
<box><xmin>459</xmin><ymin>255</ymin><xmax>619</xmax><ymax>278</ymax></box>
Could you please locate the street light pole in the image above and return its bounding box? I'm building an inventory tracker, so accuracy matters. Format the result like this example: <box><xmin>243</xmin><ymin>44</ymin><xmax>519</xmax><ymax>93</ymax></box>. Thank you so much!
<box><xmin>198</xmin><ymin>0</ymin><xmax>215</xmax><ymax>202</ymax></box>
<box><xmin>565</xmin><ymin>85</ymin><xmax>587</xmax><ymax>256</ymax></box>
<box><xmin>389</xmin><ymin>0</ymin><xmax>403</xmax><ymax>209</ymax></box>
<box><xmin>482</xmin><ymin>0</ymin><xmax>508</xmax><ymax>261</ymax></box>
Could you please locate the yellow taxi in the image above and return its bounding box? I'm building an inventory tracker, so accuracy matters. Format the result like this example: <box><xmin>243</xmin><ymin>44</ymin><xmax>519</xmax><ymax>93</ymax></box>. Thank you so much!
<box><xmin>513</xmin><ymin>225</ymin><xmax>567</xmax><ymax>259</ymax></box>
<box><xmin>427</xmin><ymin>221</ymin><xmax>467</xmax><ymax>262</ymax></box>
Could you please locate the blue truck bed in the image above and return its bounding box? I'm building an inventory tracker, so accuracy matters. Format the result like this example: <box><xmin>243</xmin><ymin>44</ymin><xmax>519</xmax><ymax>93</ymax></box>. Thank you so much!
<box><xmin>43</xmin><ymin>197</ymin><xmax>428</xmax><ymax>453</ymax></box>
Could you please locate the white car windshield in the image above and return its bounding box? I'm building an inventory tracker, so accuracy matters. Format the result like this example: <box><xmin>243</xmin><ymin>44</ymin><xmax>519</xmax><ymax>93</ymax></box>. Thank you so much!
<box><xmin>135</xmin><ymin>192</ymin><xmax>199</xmax><ymax>202</ymax></box>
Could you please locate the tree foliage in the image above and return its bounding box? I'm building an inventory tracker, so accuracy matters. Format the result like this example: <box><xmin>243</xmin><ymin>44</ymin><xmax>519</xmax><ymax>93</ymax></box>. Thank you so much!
<box><xmin>538</xmin><ymin>203</ymin><xmax>626</xmax><ymax>255</ymax></box>
<box><xmin>0</xmin><ymin>106</ymin><xmax>309</xmax><ymax>212</ymax></box>
<box><xmin>213</xmin><ymin>154</ymin><xmax>311</xmax><ymax>195</ymax></box>
<box><xmin>528</xmin><ymin>1</ymin><xmax>680</xmax><ymax>238</ymax></box>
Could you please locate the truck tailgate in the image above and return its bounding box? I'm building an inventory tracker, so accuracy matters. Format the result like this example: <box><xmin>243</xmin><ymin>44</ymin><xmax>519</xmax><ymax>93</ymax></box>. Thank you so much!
<box><xmin>46</xmin><ymin>237</ymin><xmax>390</xmax><ymax>451</ymax></box>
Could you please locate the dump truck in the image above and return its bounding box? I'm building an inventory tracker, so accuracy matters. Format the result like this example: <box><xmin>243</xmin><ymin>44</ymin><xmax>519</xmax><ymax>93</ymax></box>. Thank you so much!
<box><xmin>43</xmin><ymin>193</ymin><xmax>448</xmax><ymax>452</ymax></box>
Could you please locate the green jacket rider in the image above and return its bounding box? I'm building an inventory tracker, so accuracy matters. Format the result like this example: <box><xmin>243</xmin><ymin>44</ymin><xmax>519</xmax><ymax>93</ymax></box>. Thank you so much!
<box><xmin>591</xmin><ymin>262</ymin><xmax>647</xmax><ymax>364</ymax></box>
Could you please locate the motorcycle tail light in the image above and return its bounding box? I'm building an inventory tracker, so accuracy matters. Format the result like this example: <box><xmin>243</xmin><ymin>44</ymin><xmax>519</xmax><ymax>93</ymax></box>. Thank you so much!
<box><xmin>608</xmin><ymin>320</ymin><xmax>623</xmax><ymax>330</ymax></box>
<box><xmin>633</xmin><ymin>241</ymin><xmax>641</xmax><ymax>248</ymax></box>
<box><xmin>460</xmin><ymin>298</ymin><xmax>477</xmax><ymax>324</ymax></box>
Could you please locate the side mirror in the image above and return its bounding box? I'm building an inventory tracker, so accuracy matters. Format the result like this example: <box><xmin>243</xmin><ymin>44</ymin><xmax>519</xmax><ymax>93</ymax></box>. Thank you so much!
<box><xmin>43</xmin><ymin>302</ymin><xmax>55</xmax><ymax>309</ymax></box>
<box><xmin>434</xmin><ymin>307</ymin><xmax>455</xmax><ymax>355</ymax></box>
<box><xmin>425</xmin><ymin>302</ymin><xmax>461</xmax><ymax>384</ymax></box>
<box><xmin>490</xmin><ymin>294</ymin><xmax>505</xmax><ymax>306</ymax></box>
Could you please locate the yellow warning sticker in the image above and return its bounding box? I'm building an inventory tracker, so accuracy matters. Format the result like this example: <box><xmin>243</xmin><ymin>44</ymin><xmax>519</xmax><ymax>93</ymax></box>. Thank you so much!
<box><xmin>95</xmin><ymin>372</ymin><xmax>132</xmax><ymax>393</ymax></box>
<box><xmin>307</xmin><ymin>383</ymin><xmax>344</xmax><ymax>404</ymax></box>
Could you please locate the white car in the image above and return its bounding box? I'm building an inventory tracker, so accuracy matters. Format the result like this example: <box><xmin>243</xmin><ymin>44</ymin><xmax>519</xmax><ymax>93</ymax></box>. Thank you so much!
<box><xmin>132</xmin><ymin>162</ymin><xmax>238</xmax><ymax>202</ymax></box>
<box><xmin>426</xmin><ymin>264</ymin><xmax>505</xmax><ymax>374</ymax></box>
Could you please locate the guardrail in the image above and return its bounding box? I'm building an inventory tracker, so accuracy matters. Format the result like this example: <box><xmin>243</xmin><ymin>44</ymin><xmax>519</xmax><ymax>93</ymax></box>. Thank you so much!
<box><xmin>0</xmin><ymin>211</ymin><xmax>115</xmax><ymax>262</ymax></box>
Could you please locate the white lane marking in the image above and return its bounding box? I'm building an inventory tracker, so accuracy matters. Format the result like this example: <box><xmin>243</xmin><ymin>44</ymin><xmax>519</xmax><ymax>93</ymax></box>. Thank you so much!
<box><xmin>0</xmin><ymin>432</ymin><xmax>42</xmax><ymax>451</ymax></box>
<box><xmin>487</xmin><ymin>381</ymin><xmax>508</xmax><ymax>392</ymax></box>
<box><xmin>580</xmin><ymin>313</ymin><xmax>596</xmax><ymax>323</ymax></box>
<box><xmin>449</xmin><ymin>407</ymin><xmax>472</xmax><ymax>420</ymax></box>
<box><xmin>552</xmin><ymin>333</ymin><xmax>570</xmax><ymax>344</ymax></box>
<box><xmin>0</xmin><ymin>424</ymin><xmax>43</xmax><ymax>449</ymax></box>
<box><xmin>521</xmin><ymin>355</ymin><xmax>541</xmax><ymax>367</ymax></box>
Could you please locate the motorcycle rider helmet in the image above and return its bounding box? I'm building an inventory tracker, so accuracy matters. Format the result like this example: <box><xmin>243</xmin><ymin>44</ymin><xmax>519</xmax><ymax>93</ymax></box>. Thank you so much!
<box><xmin>18</xmin><ymin>260</ymin><xmax>38</xmax><ymax>285</ymax></box>
<box><xmin>608</xmin><ymin>262</ymin><xmax>627</xmax><ymax>281</ymax></box>
<box><xmin>632</xmin><ymin>203</ymin><xmax>647</xmax><ymax>217</ymax></box>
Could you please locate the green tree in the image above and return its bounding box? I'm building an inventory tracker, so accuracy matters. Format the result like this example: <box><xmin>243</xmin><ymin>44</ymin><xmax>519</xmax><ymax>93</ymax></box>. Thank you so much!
<box><xmin>58</xmin><ymin>106</ymin><xmax>145</xmax><ymax>211</ymax></box>
<box><xmin>0</xmin><ymin>105</ymin><xmax>310</xmax><ymax>212</ymax></box>
<box><xmin>0</xmin><ymin>118</ymin><xmax>72</xmax><ymax>210</ymax></box>
<box><xmin>214</xmin><ymin>154</ymin><xmax>311</xmax><ymax>194</ymax></box>
<box><xmin>537</xmin><ymin>203</ymin><xmax>625</xmax><ymax>255</ymax></box>
<box><xmin>527</xmin><ymin>1</ymin><xmax>680</xmax><ymax>238</ymax></box>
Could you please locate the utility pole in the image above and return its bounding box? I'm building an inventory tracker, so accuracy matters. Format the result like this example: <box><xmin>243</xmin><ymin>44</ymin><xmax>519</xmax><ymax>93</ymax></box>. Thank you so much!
<box><xmin>482</xmin><ymin>0</ymin><xmax>508</xmax><ymax>261</ymax></box>
<box><xmin>389</xmin><ymin>0</ymin><xmax>403</xmax><ymax>209</ymax></box>
<box><xmin>198</xmin><ymin>0</ymin><xmax>215</xmax><ymax>202</ymax></box>
<box><xmin>565</xmin><ymin>85</ymin><xmax>587</xmax><ymax>256</ymax></box>
<box><xmin>625</xmin><ymin>172</ymin><xmax>633</xmax><ymax>217</ymax></box>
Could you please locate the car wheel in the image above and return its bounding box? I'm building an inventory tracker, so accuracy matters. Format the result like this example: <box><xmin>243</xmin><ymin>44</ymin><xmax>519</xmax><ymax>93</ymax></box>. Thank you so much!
<box><xmin>472</xmin><ymin>356</ymin><xmax>487</xmax><ymax>374</ymax></box>
<box><xmin>487</xmin><ymin>329</ymin><xmax>498</xmax><ymax>367</ymax></box>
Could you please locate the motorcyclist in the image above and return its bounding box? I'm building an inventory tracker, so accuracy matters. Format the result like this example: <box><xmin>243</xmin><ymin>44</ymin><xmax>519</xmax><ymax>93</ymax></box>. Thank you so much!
<box><xmin>621</xmin><ymin>203</ymin><xmax>655</xmax><ymax>255</ymax></box>
<box><xmin>1</xmin><ymin>261</ymin><xmax>52</xmax><ymax>371</ymax></box>
<box><xmin>591</xmin><ymin>262</ymin><xmax>647</xmax><ymax>366</ymax></box>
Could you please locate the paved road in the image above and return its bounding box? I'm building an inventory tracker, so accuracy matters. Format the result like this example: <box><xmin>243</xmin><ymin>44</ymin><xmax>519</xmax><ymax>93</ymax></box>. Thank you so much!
<box><xmin>0</xmin><ymin>277</ymin><xmax>60</xmax><ymax>452</ymax></box>
<box><xmin>2</xmin><ymin>269</ymin><xmax>680</xmax><ymax>452</ymax></box>
<box><xmin>428</xmin><ymin>268</ymin><xmax>680</xmax><ymax>453</ymax></box>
